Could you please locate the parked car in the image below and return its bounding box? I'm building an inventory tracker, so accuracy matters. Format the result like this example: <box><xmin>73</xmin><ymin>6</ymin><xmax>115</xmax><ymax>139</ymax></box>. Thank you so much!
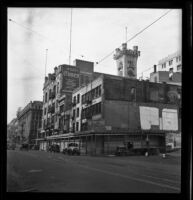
<box><xmin>31</xmin><ymin>145</ymin><xmax>39</xmax><ymax>150</ymax></box>
<box><xmin>63</xmin><ymin>142</ymin><xmax>80</xmax><ymax>155</ymax></box>
<box><xmin>49</xmin><ymin>144</ymin><xmax>60</xmax><ymax>153</ymax></box>
<box><xmin>20</xmin><ymin>143</ymin><xmax>29</xmax><ymax>150</ymax></box>
<box><xmin>115</xmin><ymin>146</ymin><xmax>127</xmax><ymax>156</ymax></box>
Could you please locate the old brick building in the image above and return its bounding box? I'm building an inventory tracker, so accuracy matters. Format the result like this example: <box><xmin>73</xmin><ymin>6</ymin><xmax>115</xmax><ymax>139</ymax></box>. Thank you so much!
<box><xmin>39</xmin><ymin>59</ymin><xmax>99</xmax><ymax>150</ymax></box>
<box><xmin>69</xmin><ymin>74</ymin><xmax>181</xmax><ymax>155</ymax></box>
<box><xmin>38</xmin><ymin>72</ymin><xmax>181</xmax><ymax>155</ymax></box>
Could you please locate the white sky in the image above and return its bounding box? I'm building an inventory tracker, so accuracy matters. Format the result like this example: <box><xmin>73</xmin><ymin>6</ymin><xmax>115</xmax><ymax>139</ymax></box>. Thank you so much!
<box><xmin>7</xmin><ymin>8</ymin><xmax>182</xmax><ymax>123</ymax></box>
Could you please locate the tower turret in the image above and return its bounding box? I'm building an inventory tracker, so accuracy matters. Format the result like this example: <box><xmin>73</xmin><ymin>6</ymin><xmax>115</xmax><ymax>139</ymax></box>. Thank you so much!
<box><xmin>113</xmin><ymin>43</ymin><xmax>140</xmax><ymax>79</ymax></box>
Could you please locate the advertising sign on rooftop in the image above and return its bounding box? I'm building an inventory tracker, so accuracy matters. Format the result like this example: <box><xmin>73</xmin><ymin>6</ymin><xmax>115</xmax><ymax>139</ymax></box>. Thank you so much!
<box><xmin>61</xmin><ymin>65</ymin><xmax>80</xmax><ymax>92</ymax></box>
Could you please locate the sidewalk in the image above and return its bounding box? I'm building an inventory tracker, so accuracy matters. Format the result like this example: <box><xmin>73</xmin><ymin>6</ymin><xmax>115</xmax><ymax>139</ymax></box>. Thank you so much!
<box><xmin>166</xmin><ymin>149</ymin><xmax>181</xmax><ymax>157</ymax></box>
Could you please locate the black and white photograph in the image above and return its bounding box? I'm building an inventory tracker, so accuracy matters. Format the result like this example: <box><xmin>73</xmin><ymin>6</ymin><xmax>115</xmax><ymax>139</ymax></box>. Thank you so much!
<box><xmin>4</xmin><ymin>4</ymin><xmax>189</xmax><ymax>195</ymax></box>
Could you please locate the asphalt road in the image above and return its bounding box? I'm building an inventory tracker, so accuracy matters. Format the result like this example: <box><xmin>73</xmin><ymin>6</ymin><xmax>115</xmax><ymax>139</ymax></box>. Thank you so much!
<box><xmin>7</xmin><ymin>150</ymin><xmax>181</xmax><ymax>193</ymax></box>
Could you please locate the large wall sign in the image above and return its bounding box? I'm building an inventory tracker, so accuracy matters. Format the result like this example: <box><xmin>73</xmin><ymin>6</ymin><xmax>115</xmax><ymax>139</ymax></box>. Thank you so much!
<box><xmin>61</xmin><ymin>65</ymin><xmax>80</xmax><ymax>92</ymax></box>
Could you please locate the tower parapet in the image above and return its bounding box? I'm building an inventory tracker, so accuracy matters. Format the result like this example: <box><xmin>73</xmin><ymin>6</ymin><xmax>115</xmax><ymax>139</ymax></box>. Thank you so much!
<box><xmin>113</xmin><ymin>43</ymin><xmax>140</xmax><ymax>79</ymax></box>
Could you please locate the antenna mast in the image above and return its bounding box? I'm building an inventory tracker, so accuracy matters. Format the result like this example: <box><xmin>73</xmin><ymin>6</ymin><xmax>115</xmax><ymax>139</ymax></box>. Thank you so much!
<box><xmin>125</xmin><ymin>27</ymin><xmax>127</xmax><ymax>43</ymax></box>
<box><xmin>45</xmin><ymin>49</ymin><xmax>48</xmax><ymax>77</ymax></box>
<box><xmin>69</xmin><ymin>8</ymin><xmax>73</xmax><ymax>65</ymax></box>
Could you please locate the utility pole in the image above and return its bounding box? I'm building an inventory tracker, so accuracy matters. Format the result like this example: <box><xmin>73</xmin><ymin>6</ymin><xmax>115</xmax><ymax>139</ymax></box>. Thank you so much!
<box><xmin>69</xmin><ymin>8</ymin><xmax>73</xmax><ymax>65</ymax></box>
<box><xmin>45</xmin><ymin>49</ymin><xmax>48</xmax><ymax>77</ymax></box>
<box><xmin>125</xmin><ymin>26</ymin><xmax>127</xmax><ymax>43</ymax></box>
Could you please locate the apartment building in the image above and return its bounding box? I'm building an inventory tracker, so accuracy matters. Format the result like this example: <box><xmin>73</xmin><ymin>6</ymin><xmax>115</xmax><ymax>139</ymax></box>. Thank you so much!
<box><xmin>157</xmin><ymin>51</ymin><xmax>182</xmax><ymax>73</ymax></box>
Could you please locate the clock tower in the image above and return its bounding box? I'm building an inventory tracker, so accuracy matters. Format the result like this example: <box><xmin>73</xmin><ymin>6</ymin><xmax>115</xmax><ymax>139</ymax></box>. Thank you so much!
<box><xmin>113</xmin><ymin>43</ymin><xmax>140</xmax><ymax>79</ymax></box>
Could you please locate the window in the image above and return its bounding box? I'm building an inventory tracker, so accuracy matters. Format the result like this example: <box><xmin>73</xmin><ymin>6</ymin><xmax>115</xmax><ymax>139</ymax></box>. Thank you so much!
<box><xmin>82</xmin><ymin>94</ymin><xmax>85</xmax><ymax>104</ymax></box>
<box><xmin>179</xmin><ymin>56</ymin><xmax>181</xmax><ymax>61</ymax></box>
<box><xmin>98</xmin><ymin>85</ymin><xmax>101</xmax><ymax>96</ymax></box>
<box><xmin>77</xmin><ymin>94</ymin><xmax>80</xmax><ymax>103</ymax></box>
<box><xmin>169</xmin><ymin>60</ymin><xmax>173</xmax><ymax>66</ymax></box>
<box><xmin>162</xmin><ymin>63</ymin><xmax>166</xmax><ymax>68</ymax></box>
<box><xmin>177</xmin><ymin>65</ymin><xmax>181</xmax><ymax>71</ymax></box>
<box><xmin>76</xmin><ymin>108</ymin><xmax>79</xmax><ymax>118</ymax></box>
<box><xmin>76</xmin><ymin>122</ymin><xmax>79</xmax><ymax>132</ymax></box>
<box><xmin>176</xmin><ymin>57</ymin><xmax>178</xmax><ymax>62</ymax></box>
<box><xmin>60</xmin><ymin>105</ymin><xmax>64</xmax><ymax>113</ymax></box>
<box><xmin>45</xmin><ymin>93</ymin><xmax>47</xmax><ymax>102</ymax></box>
<box><xmin>96</xmin><ymin>87</ymin><xmax>99</xmax><ymax>97</ymax></box>
<box><xmin>57</xmin><ymin>82</ymin><xmax>59</xmax><ymax>93</ymax></box>
<box><xmin>72</xmin><ymin>123</ymin><xmax>75</xmax><ymax>133</ymax></box>
<box><xmin>154</xmin><ymin>76</ymin><xmax>157</xmax><ymax>83</ymax></box>
<box><xmin>73</xmin><ymin>109</ymin><xmax>76</xmax><ymax>118</ymax></box>
<box><xmin>73</xmin><ymin>96</ymin><xmax>76</xmax><ymax>104</ymax></box>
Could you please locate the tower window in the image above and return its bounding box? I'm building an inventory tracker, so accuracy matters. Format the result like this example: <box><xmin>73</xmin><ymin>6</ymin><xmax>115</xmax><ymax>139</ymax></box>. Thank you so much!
<box><xmin>169</xmin><ymin>60</ymin><xmax>173</xmax><ymax>66</ymax></box>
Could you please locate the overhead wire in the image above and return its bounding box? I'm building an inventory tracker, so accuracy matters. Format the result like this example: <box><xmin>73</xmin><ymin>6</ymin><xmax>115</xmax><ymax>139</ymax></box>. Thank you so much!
<box><xmin>8</xmin><ymin>18</ymin><xmax>69</xmax><ymax>61</ymax></box>
<box><xmin>95</xmin><ymin>9</ymin><xmax>172</xmax><ymax>65</ymax></box>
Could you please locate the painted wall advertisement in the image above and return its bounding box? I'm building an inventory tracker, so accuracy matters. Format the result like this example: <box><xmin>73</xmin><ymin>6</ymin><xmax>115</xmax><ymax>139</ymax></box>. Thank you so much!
<box><xmin>139</xmin><ymin>106</ymin><xmax>178</xmax><ymax>131</ymax></box>
<box><xmin>61</xmin><ymin>65</ymin><xmax>80</xmax><ymax>91</ymax></box>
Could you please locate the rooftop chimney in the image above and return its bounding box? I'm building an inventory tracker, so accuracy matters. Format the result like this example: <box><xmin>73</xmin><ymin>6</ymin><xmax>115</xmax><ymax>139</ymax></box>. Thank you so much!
<box><xmin>122</xmin><ymin>43</ymin><xmax>127</xmax><ymax>50</ymax></box>
<box><xmin>154</xmin><ymin>65</ymin><xmax>157</xmax><ymax>73</ymax></box>
<box><xmin>54</xmin><ymin>66</ymin><xmax>58</xmax><ymax>74</ymax></box>
<box><xmin>133</xmin><ymin>46</ymin><xmax>138</xmax><ymax>51</ymax></box>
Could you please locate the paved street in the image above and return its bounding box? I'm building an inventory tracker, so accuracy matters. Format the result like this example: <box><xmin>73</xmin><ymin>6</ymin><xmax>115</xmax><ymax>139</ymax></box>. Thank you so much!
<box><xmin>7</xmin><ymin>150</ymin><xmax>181</xmax><ymax>193</ymax></box>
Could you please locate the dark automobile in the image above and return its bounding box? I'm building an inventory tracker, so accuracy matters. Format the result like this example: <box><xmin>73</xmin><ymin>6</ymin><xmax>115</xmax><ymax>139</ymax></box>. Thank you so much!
<box><xmin>20</xmin><ymin>143</ymin><xmax>29</xmax><ymax>150</ymax></box>
<box><xmin>62</xmin><ymin>143</ymin><xmax>80</xmax><ymax>155</ymax></box>
<box><xmin>31</xmin><ymin>145</ymin><xmax>39</xmax><ymax>150</ymax></box>
<box><xmin>115</xmin><ymin>146</ymin><xmax>127</xmax><ymax>156</ymax></box>
<box><xmin>49</xmin><ymin>144</ymin><xmax>60</xmax><ymax>153</ymax></box>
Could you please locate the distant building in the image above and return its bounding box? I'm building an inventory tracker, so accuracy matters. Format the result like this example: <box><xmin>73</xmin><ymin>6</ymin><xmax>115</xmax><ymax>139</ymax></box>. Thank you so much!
<box><xmin>150</xmin><ymin>65</ymin><xmax>181</xmax><ymax>86</ymax></box>
<box><xmin>17</xmin><ymin>101</ymin><xmax>43</xmax><ymax>146</ymax></box>
<box><xmin>7</xmin><ymin>118</ymin><xmax>19</xmax><ymax>146</ymax></box>
<box><xmin>150</xmin><ymin>51</ymin><xmax>182</xmax><ymax>85</ymax></box>
<box><xmin>113</xmin><ymin>43</ymin><xmax>140</xmax><ymax>79</ymax></box>
<box><xmin>157</xmin><ymin>51</ymin><xmax>182</xmax><ymax>73</ymax></box>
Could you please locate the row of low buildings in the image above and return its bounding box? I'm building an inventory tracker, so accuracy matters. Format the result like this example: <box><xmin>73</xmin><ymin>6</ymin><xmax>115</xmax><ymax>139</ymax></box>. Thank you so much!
<box><xmin>8</xmin><ymin>43</ymin><xmax>181</xmax><ymax>154</ymax></box>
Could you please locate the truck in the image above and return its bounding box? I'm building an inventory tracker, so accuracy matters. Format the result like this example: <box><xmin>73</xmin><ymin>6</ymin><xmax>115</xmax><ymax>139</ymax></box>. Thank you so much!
<box><xmin>62</xmin><ymin>142</ymin><xmax>80</xmax><ymax>155</ymax></box>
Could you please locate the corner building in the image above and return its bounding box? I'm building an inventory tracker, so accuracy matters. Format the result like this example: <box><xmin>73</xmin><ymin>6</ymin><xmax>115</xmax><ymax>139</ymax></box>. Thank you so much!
<box><xmin>70</xmin><ymin>74</ymin><xmax>181</xmax><ymax>155</ymax></box>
